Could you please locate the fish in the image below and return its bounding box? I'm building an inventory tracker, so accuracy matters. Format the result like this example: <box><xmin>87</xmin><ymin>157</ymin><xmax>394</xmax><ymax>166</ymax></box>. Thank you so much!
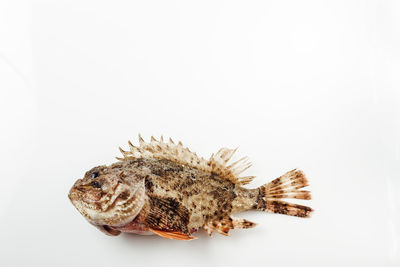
<box><xmin>68</xmin><ymin>135</ymin><xmax>313</xmax><ymax>240</ymax></box>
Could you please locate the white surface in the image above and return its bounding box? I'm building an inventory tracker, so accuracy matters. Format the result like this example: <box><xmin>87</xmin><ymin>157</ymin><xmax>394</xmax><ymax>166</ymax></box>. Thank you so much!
<box><xmin>1</xmin><ymin>1</ymin><xmax>399</xmax><ymax>266</ymax></box>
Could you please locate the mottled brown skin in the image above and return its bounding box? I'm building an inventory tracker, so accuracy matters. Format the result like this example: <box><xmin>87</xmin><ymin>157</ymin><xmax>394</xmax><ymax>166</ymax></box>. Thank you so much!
<box><xmin>110</xmin><ymin>158</ymin><xmax>250</xmax><ymax>235</ymax></box>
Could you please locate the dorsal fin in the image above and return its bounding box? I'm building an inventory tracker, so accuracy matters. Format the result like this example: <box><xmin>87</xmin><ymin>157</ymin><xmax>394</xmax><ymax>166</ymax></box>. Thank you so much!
<box><xmin>117</xmin><ymin>135</ymin><xmax>255</xmax><ymax>186</ymax></box>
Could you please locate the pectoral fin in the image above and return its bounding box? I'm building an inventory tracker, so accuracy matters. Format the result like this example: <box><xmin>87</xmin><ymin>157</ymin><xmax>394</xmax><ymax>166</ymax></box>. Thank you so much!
<box><xmin>150</xmin><ymin>229</ymin><xmax>196</xmax><ymax>240</ymax></box>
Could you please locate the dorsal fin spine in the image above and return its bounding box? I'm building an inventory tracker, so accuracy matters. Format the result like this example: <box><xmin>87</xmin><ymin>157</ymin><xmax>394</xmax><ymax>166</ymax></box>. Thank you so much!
<box><xmin>118</xmin><ymin>135</ymin><xmax>255</xmax><ymax>185</ymax></box>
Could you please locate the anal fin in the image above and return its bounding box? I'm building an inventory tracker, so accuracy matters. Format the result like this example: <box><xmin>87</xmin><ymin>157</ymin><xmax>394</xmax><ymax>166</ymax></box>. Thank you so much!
<box><xmin>204</xmin><ymin>217</ymin><xmax>257</xmax><ymax>236</ymax></box>
<box><xmin>231</xmin><ymin>217</ymin><xmax>257</xmax><ymax>229</ymax></box>
<box><xmin>150</xmin><ymin>228</ymin><xmax>196</xmax><ymax>240</ymax></box>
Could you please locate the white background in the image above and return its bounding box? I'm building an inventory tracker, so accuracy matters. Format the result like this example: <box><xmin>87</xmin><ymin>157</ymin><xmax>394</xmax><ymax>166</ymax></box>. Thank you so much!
<box><xmin>1</xmin><ymin>0</ymin><xmax>399</xmax><ymax>266</ymax></box>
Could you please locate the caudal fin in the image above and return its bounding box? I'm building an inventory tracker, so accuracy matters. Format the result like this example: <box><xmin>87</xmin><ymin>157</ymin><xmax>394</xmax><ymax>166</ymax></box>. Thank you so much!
<box><xmin>256</xmin><ymin>169</ymin><xmax>313</xmax><ymax>218</ymax></box>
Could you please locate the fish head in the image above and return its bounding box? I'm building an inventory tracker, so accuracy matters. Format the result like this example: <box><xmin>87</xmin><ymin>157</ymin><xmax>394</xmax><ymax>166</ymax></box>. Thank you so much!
<box><xmin>68</xmin><ymin>162</ymin><xmax>145</xmax><ymax>234</ymax></box>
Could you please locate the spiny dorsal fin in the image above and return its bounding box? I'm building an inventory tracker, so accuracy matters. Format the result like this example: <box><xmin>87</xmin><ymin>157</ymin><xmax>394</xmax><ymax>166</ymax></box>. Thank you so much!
<box><xmin>208</xmin><ymin>147</ymin><xmax>255</xmax><ymax>185</ymax></box>
<box><xmin>117</xmin><ymin>135</ymin><xmax>255</xmax><ymax>186</ymax></box>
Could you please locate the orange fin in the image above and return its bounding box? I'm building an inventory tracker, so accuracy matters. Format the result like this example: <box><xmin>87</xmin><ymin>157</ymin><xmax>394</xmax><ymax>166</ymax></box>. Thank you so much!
<box><xmin>150</xmin><ymin>229</ymin><xmax>196</xmax><ymax>240</ymax></box>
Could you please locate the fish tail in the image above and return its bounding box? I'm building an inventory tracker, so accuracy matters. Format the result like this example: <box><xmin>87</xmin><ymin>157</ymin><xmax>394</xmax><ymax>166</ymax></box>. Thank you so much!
<box><xmin>255</xmin><ymin>169</ymin><xmax>313</xmax><ymax>218</ymax></box>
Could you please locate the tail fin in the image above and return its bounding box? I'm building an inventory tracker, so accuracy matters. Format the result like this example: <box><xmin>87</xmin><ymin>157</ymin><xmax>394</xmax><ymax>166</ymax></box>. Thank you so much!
<box><xmin>256</xmin><ymin>169</ymin><xmax>313</xmax><ymax>218</ymax></box>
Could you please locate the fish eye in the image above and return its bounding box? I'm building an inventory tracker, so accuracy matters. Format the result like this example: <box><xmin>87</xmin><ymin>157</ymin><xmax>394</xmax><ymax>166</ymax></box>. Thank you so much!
<box><xmin>90</xmin><ymin>180</ymin><xmax>101</xmax><ymax>188</ymax></box>
<box><xmin>90</xmin><ymin>172</ymin><xmax>99</xmax><ymax>179</ymax></box>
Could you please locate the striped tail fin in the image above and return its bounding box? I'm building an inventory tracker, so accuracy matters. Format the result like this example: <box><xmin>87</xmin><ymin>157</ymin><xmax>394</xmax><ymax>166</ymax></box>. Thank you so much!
<box><xmin>256</xmin><ymin>169</ymin><xmax>313</xmax><ymax>218</ymax></box>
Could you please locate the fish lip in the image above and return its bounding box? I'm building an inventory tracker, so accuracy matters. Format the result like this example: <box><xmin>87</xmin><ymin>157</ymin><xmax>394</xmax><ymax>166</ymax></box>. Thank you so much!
<box><xmin>68</xmin><ymin>179</ymin><xmax>85</xmax><ymax>201</ymax></box>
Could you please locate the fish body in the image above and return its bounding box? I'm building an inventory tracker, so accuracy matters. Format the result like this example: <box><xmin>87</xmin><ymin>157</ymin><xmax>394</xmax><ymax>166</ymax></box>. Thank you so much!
<box><xmin>69</xmin><ymin>135</ymin><xmax>312</xmax><ymax>240</ymax></box>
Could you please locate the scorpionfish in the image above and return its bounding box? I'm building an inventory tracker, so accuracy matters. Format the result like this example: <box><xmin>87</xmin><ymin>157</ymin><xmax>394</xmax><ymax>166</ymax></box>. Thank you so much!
<box><xmin>69</xmin><ymin>135</ymin><xmax>312</xmax><ymax>240</ymax></box>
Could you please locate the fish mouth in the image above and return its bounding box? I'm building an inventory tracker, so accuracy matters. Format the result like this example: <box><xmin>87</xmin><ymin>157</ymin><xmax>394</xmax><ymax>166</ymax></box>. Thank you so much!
<box><xmin>68</xmin><ymin>186</ymin><xmax>102</xmax><ymax>204</ymax></box>
<box><xmin>68</xmin><ymin>180</ymin><xmax>120</xmax><ymax>208</ymax></box>
<box><xmin>73</xmin><ymin>181</ymin><xmax>145</xmax><ymax>227</ymax></box>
